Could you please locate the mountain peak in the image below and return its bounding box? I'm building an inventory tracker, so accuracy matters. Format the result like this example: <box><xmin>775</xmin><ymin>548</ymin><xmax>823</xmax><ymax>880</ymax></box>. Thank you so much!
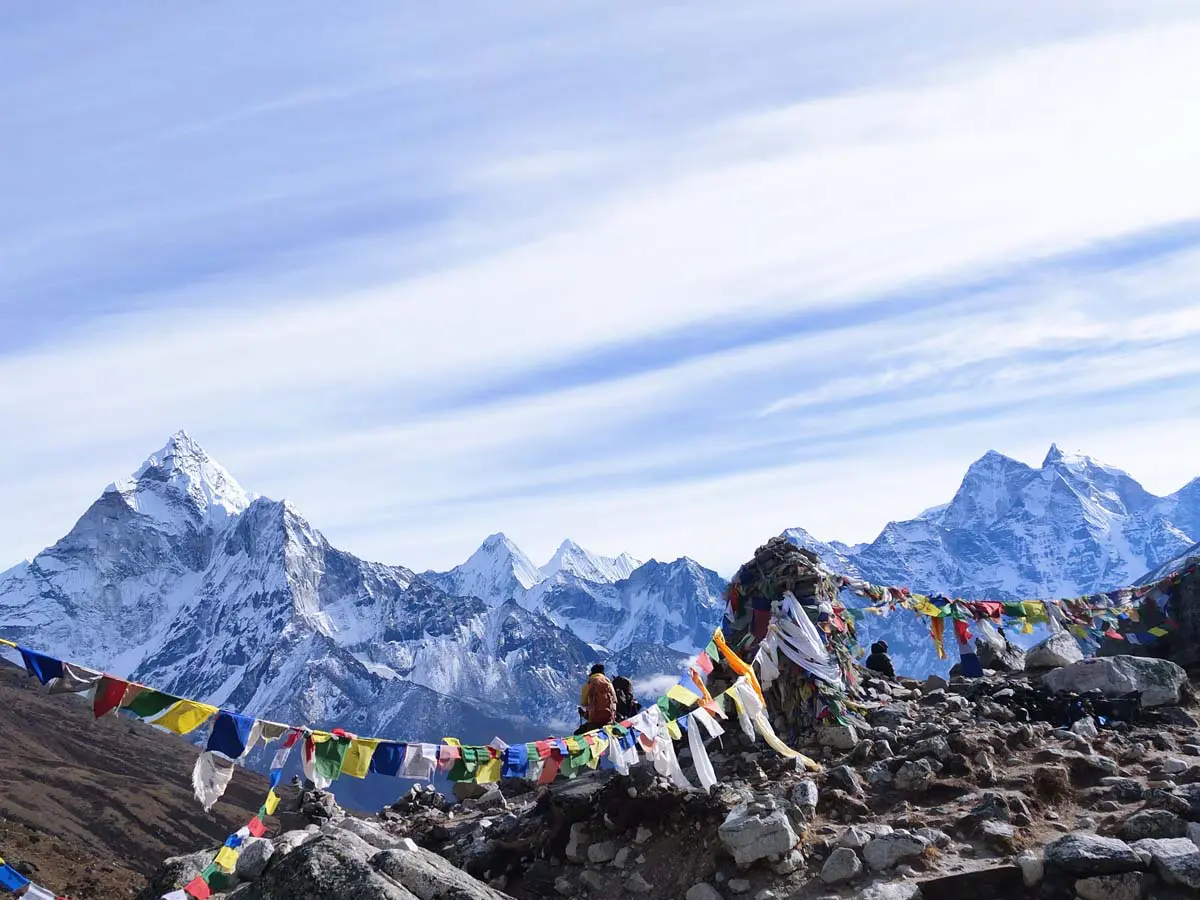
<box><xmin>107</xmin><ymin>432</ymin><xmax>252</xmax><ymax>526</ymax></box>
<box><xmin>541</xmin><ymin>540</ymin><xmax>642</xmax><ymax>584</ymax></box>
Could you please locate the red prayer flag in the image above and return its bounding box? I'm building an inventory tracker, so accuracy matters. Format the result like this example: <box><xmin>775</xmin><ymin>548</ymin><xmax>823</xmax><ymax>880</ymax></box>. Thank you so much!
<box><xmin>247</xmin><ymin>817</ymin><xmax>267</xmax><ymax>837</ymax></box>
<box><xmin>184</xmin><ymin>876</ymin><xmax>212</xmax><ymax>899</ymax></box>
<box><xmin>92</xmin><ymin>676</ymin><xmax>129</xmax><ymax>718</ymax></box>
<box><xmin>694</xmin><ymin>651</ymin><xmax>714</xmax><ymax>675</ymax></box>
<box><xmin>1105</xmin><ymin>629</ymin><xmax>1123</xmax><ymax>640</ymax></box>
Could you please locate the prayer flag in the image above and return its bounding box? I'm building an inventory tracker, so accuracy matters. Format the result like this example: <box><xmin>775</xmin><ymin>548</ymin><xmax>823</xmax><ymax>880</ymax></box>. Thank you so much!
<box><xmin>207</xmin><ymin>712</ymin><xmax>257</xmax><ymax>761</ymax></box>
<box><xmin>264</xmin><ymin>790</ymin><xmax>280</xmax><ymax>816</ymax></box>
<box><xmin>666</xmin><ymin>684</ymin><xmax>701</xmax><ymax>706</ymax></box>
<box><xmin>18</xmin><ymin>648</ymin><xmax>63</xmax><ymax>685</ymax></box>
<box><xmin>213</xmin><ymin>846</ymin><xmax>239</xmax><ymax>873</ymax></box>
<box><xmin>1149</xmin><ymin>626</ymin><xmax>1170</xmax><ymax>638</ymax></box>
<box><xmin>248</xmin><ymin>817</ymin><xmax>266</xmax><ymax>838</ymax></box>
<box><xmin>369</xmin><ymin>742</ymin><xmax>405</xmax><ymax>777</ymax></box>
<box><xmin>340</xmin><ymin>738</ymin><xmax>380</xmax><ymax>779</ymax></box>
<box><xmin>694</xmin><ymin>650</ymin><xmax>713</xmax><ymax>675</ymax></box>
<box><xmin>122</xmin><ymin>688</ymin><xmax>180</xmax><ymax>719</ymax></box>
<box><xmin>92</xmin><ymin>676</ymin><xmax>130</xmax><ymax>718</ymax></box>
<box><xmin>153</xmin><ymin>700</ymin><xmax>219</xmax><ymax>735</ymax></box>
<box><xmin>183</xmin><ymin>875</ymin><xmax>212</xmax><ymax>899</ymax></box>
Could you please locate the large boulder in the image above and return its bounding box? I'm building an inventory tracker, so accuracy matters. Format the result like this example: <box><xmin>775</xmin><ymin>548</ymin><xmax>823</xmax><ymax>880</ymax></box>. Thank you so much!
<box><xmin>1042</xmin><ymin>656</ymin><xmax>1187</xmax><ymax>707</ymax></box>
<box><xmin>1132</xmin><ymin>837</ymin><xmax>1200</xmax><ymax>889</ymax></box>
<box><xmin>862</xmin><ymin>832</ymin><xmax>929</xmax><ymax>871</ymax></box>
<box><xmin>718</xmin><ymin>797</ymin><xmax>800</xmax><ymax>866</ymax></box>
<box><xmin>1044</xmin><ymin>833</ymin><xmax>1144</xmax><ymax>876</ymax></box>
<box><xmin>820</xmin><ymin>847</ymin><xmax>863</xmax><ymax>884</ymax></box>
<box><xmin>373</xmin><ymin>843</ymin><xmax>512</xmax><ymax>899</ymax></box>
<box><xmin>251</xmin><ymin>834</ymin><xmax>417</xmax><ymax>900</ymax></box>
<box><xmin>135</xmin><ymin>849</ymin><xmax>216</xmax><ymax>900</ymax></box>
<box><xmin>1026</xmin><ymin>632</ymin><xmax>1084</xmax><ymax>669</ymax></box>
<box><xmin>977</xmin><ymin>639</ymin><xmax>1026</xmax><ymax>672</ymax></box>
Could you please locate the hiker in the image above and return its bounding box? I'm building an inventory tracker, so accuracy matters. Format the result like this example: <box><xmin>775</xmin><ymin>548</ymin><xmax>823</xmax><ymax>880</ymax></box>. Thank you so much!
<box><xmin>612</xmin><ymin>675</ymin><xmax>640</xmax><ymax>720</ymax></box>
<box><xmin>865</xmin><ymin>640</ymin><xmax>895</xmax><ymax>678</ymax></box>
<box><xmin>576</xmin><ymin>663</ymin><xmax>617</xmax><ymax>734</ymax></box>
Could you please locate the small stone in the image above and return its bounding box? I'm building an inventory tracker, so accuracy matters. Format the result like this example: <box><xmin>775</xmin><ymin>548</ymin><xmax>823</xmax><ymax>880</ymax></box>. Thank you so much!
<box><xmin>791</xmin><ymin>779</ymin><xmax>819</xmax><ymax>814</ymax></box>
<box><xmin>686</xmin><ymin>884</ymin><xmax>724</xmax><ymax>900</ymax></box>
<box><xmin>895</xmin><ymin>864</ymin><xmax>918</xmax><ymax>877</ymax></box>
<box><xmin>728</xmin><ymin>878</ymin><xmax>751</xmax><ymax>894</ymax></box>
<box><xmin>895</xmin><ymin>759</ymin><xmax>936</xmax><ymax>792</ymax></box>
<box><xmin>634</xmin><ymin>826</ymin><xmax>652</xmax><ymax>845</ymax></box>
<box><xmin>978</xmin><ymin>820</ymin><xmax>1016</xmax><ymax>853</ymax></box>
<box><xmin>612</xmin><ymin>847</ymin><xmax>631</xmax><ymax>869</ymax></box>
<box><xmin>863</xmin><ymin>833</ymin><xmax>929</xmax><ymax>871</ymax></box>
<box><xmin>915</xmin><ymin>827</ymin><xmax>951</xmax><ymax>849</ymax></box>
<box><xmin>820</xmin><ymin>847</ymin><xmax>863</xmax><ymax>884</ymax></box>
<box><xmin>1163</xmin><ymin>757</ymin><xmax>1191</xmax><ymax>775</ymax></box>
<box><xmin>826</xmin><ymin>765</ymin><xmax>864</xmax><ymax>797</ymax></box>
<box><xmin>1044</xmin><ymin>833</ymin><xmax>1144</xmax><ymax>876</ymax></box>
<box><xmin>579</xmin><ymin>870</ymin><xmax>606</xmax><ymax>893</ymax></box>
<box><xmin>555</xmin><ymin>875</ymin><xmax>574</xmax><ymax>896</ymax></box>
<box><xmin>1016</xmin><ymin>850</ymin><xmax>1044</xmax><ymax>887</ymax></box>
<box><xmin>772</xmin><ymin>850</ymin><xmax>804</xmax><ymax>875</ymax></box>
<box><xmin>566</xmin><ymin>823</ymin><xmax>589</xmax><ymax>863</ymax></box>
<box><xmin>1120</xmin><ymin>809</ymin><xmax>1187</xmax><ymax>842</ymax></box>
<box><xmin>839</xmin><ymin>826</ymin><xmax>871</xmax><ymax>849</ymax></box>
<box><xmin>816</xmin><ymin>725</ymin><xmax>859</xmax><ymax>751</ymax></box>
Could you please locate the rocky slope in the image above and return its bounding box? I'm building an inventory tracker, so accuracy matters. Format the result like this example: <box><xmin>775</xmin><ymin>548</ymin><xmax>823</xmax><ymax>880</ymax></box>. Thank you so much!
<box><xmin>139</xmin><ymin>649</ymin><xmax>1200</xmax><ymax>900</ymax></box>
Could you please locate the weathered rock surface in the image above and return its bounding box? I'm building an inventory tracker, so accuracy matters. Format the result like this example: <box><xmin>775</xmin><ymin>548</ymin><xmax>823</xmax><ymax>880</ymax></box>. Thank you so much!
<box><xmin>1042</xmin><ymin>655</ymin><xmax>1188</xmax><ymax>708</ymax></box>
<box><xmin>1044</xmin><ymin>833</ymin><xmax>1145</xmax><ymax>876</ymax></box>
<box><xmin>1026</xmin><ymin>632</ymin><xmax>1085</xmax><ymax>669</ymax></box>
<box><xmin>820</xmin><ymin>847</ymin><xmax>863</xmax><ymax>884</ymax></box>
<box><xmin>373</xmin><ymin>843</ymin><xmax>513</xmax><ymax>899</ymax></box>
<box><xmin>1131</xmin><ymin>837</ymin><xmax>1200</xmax><ymax>889</ymax></box>
<box><xmin>862</xmin><ymin>832</ymin><xmax>929</xmax><ymax>871</ymax></box>
<box><xmin>250</xmin><ymin>834</ymin><xmax>418</xmax><ymax>900</ymax></box>
<box><xmin>718</xmin><ymin>798</ymin><xmax>800</xmax><ymax>866</ymax></box>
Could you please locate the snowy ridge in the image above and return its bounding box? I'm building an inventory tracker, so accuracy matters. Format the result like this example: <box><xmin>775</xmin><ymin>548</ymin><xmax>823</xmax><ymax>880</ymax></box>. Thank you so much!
<box><xmin>539</xmin><ymin>539</ymin><xmax>642</xmax><ymax>584</ymax></box>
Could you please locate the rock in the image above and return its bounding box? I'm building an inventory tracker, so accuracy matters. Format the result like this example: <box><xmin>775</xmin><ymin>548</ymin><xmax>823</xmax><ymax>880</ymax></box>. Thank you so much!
<box><xmin>772</xmin><ymin>850</ymin><xmax>804</xmax><ymax>875</ymax></box>
<box><xmin>978</xmin><ymin>640</ymin><xmax>1026</xmax><ymax>672</ymax></box>
<box><xmin>1042</xmin><ymin>655</ymin><xmax>1188</xmax><ymax>708</ymax></box>
<box><xmin>1016</xmin><ymin>850</ymin><xmax>1044</xmax><ymax>887</ymax></box>
<box><xmin>1131</xmin><ymin>837</ymin><xmax>1200</xmax><ymax>888</ymax></box>
<box><xmin>625</xmin><ymin>873</ymin><xmax>653</xmax><ymax>895</ymax></box>
<box><xmin>868</xmin><ymin>708</ymin><xmax>907</xmax><ymax>729</ymax></box>
<box><xmin>566</xmin><ymin>823</ymin><xmax>589</xmax><ymax>863</ymax></box>
<box><xmin>1026</xmin><ymin>632</ymin><xmax>1085</xmax><ymax>669</ymax></box>
<box><xmin>911</xmin><ymin>735</ymin><xmax>952</xmax><ymax>762</ymax></box>
<box><xmin>978</xmin><ymin>820</ymin><xmax>1016</xmax><ymax>853</ymax></box>
<box><xmin>1044</xmin><ymin>833</ymin><xmax>1145</xmax><ymax>876</ymax></box>
<box><xmin>234</xmin><ymin>837</ymin><xmax>275</xmax><ymax>881</ymax></box>
<box><xmin>816</xmin><ymin>725</ymin><xmax>859</xmax><ymax>750</ymax></box>
<box><xmin>865</xmin><ymin>761</ymin><xmax>894</xmax><ymax>787</ymax></box>
<box><xmin>686</xmin><ymin>884</ymin><xmax>724</xmax><ymax>900</ymax></box>
<box><xmin>586</xmin><ymin>841</ymin><xmax>617</xmax><ymax>864</ymax></box>
<box><xmin>915</xmin><ymin>827</ymin><xmax>951</xmax><ymax>849</ymax></box>
<box><xmin>791</xmin><ymin>779</ymin><xmax>819</xmax><ymax>815</ymax></box>
<box><xmin>1098</xmin><ymin>777</ymin><xmax>1145</xmax><ymax>802</ymax></box>
<box><xmin>719</xmin><ymin>798</ymin><xmax>799</xmax><ymax>867</ymax></box>
<box><xmin>373</xmin><ymin>842</ymin><xmax>510</xmax><ymax>899</ymax></box>
<box><xmin>826</xmin><ymin>766</ymin><xmax>864</xmax><ymax>797</ymax></box>
<box><xmin>463</xmin><ymin>785</ymin><xmax>508</xmax><ymax>812</ymax></box>
<box><xmin>578</xmin><ymin>871</ymin><xmax>606</xmax><ymax>894</ymax></box>
<box><xmin>334</xmin><ymin>818</ymin><xmax>406</xmax><ymax>850</ymax></box>
<box><xmin>272</xmin><ymin>831</ymin><xmax>313</xmax><ymax>859</ymax></box>
<box><xmin>554</xmin><ymin>876</ymin><xmax>574</xmax><ymax>896</ymax></box>
<box><xmin>922</xmin><ymin>675</ymin><xmax>949</xmax><ymax>693</ymax></box>
<box><xmin>136</xmin><ymin>849</ymin><xmax>216</xmax><ymax>900</ymax></box>
<box><xmin>1074</xmin><ymin>872</ymin><xmax>1145</xmax><ymax>900</ymax></box>
<box><xmin>840</xmin><ymin>826</ymin><xmax>872</xmax><ymax>850</ymax></box>
<box><xmin>894</xmin><ymin>759</ymin><xmax>936</xmax><ymax>792</ymax></box>
<box><xmin>452</xmin><ymin>782</ymin><xmax>489</xmax><ymax>802</ymax></box>
<box><xmin>728</xmin><ymin>878</ymin><xmax>751</xmax><ymax>894</ymax></box>
<box><xmin>862</xmin><ymin>833</ymin><xmax>929</xmax><ymax>871</ymax></box>
<box><xmin>1071</xmin><ymin>717</ymin><xmax>1099</xmax><ymax>740</ymax></box>
<box><xmin>1163</xmin><ymin>757</ymin><xmax>1191</xmax><ymax>775</ymax></box>
<box><xmin>820</xmin><ymin>847</ymin><xmax>863</xmax><ymax>884</ymax></box>
<box><xmin>1120</xmin><ymin>810</ymin><xmax>1188</xmax><ymax>841</ymax></box>
<box><xmin>856</xmin><ymin>882</ymin><xmax>921</xmax><ymax>900</ymax></box>
<box><xmin>252</xmin><ymin>835</ymin><xmax>415</xmax><ymax>900</ymax></box>
<box><xmin>612</xmin><ymin>847</ymin><xmax>631</xmax><ymax>868</ymax></box>
<box><xmin>634</xmin><ymin>826</ymin><xmax>652</xmax><ymax>845</ymax></box>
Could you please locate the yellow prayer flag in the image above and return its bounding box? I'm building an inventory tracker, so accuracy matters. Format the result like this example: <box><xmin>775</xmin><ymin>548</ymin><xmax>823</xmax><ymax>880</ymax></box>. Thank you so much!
<box><xmin>665</xmin><ymin>720</ymin><xmax>682</xmax><ymax>740</ymax></box>
<box><xmin>214</xmin><ymin>846</ymin><xmax>239</xmax><ymax>873</ymax></box>
<box><xmin>1149</xmin><ymin>626</ymin><xmax>1170</xmax><ymax>637</ymax></box>
<box><xmin>475</xmin><ymin>756</ymin><xmax>502</xmax><ymax>783</ymax></box>
<box><xmin>666</xmin><ymin>684</ymin><xmax>701</xmax><ymax>707</ymax></box>
<box><xmin>340</xmin><ymin>738</ymin><xmax>381</xmax><ymax>779</ymax></box>
<box><xmin>1020</xmin><ymin>620</ymin><xmax>1034</xmax><ymax>634</ymax></box>
<box><xmin>152</xmin><ymin>700</ymin><xmax>218</xmax><ymax>735</ymax></box>
<box><xmin>264</xmin><ymin>789</ymin><xmax>280</xmax><ymax>815</ymax></box>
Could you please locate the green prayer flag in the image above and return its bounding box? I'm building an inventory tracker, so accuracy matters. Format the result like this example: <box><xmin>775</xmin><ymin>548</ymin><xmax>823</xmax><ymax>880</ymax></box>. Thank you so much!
<box><xmin>704</xmin><ymin>639</ymin><xmax>719</xmax><ymax>661</ymax></box>
<box><xmin>314</xmin><ymin>735</ymin><xmax>350</xmax><ymax>785</ymax></box>
<box><xmin>122</xmin><ymin>689</ymin><xmax>180</xmax><ymax>719</ymax></box>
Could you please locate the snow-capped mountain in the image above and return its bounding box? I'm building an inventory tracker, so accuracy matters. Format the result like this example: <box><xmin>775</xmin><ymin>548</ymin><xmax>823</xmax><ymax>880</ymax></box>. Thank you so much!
<box><xmin>539</xmin><ymin>539</ymin><xmax>641</xmax><ymax>584</ymax></box>
<box><xmin>0</xmin><ymin>433</ymin><xmax>607</xmax><ymax>770</ymax></box>
<box><xmin>423</xmin><ymin>532</ymin><xmax>544</xmax><ymax>605</ymax></box>
<box><xmin>1141</xmin><ymin>541</ymin><xmax>1200</xmax><ymax>584</ymax></box>
<box><xmin>786</xmin><ymin>444</ymin><xmax>1200</xmax><ymax>677</ymax></box>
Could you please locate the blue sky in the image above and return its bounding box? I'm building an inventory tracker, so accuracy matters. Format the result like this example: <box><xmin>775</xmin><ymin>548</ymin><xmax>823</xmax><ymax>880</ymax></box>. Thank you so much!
<box><xmin>4</xmin><ymin>1</ymin><xmax>1200</xmax><ymax>575</ymax></box>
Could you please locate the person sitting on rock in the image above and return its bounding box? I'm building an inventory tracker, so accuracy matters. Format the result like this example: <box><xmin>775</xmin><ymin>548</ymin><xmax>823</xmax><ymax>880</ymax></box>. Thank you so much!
<box><xmin>612</xmin><ymin>674</ymin><xmax>640</xmax><ymax>720</ymax></box>
<box><xmin>865</xmin><ymin>640</ymin><xmax>895</xmax><ymax>678</ymax></box>
<box><xmin>576</xmin><ymin>663</ymin><xmax>618</xmax><ymax>734</ymax></box>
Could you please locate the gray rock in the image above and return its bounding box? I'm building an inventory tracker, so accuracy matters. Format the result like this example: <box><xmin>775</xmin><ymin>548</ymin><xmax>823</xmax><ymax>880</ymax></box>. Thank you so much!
<box><xmin>915</xmin><ymin>827</ymin><xmax>952</xmax><ymax>849</ymax></box>
<box><xmin>135</xmin><ymin>849</ymin><xmax>217</xmax><ymax>900</ymax></box>
<box><xmin>1070</xmin><ymin>717</ymin><xmax>1099</xmax><ymax>740</ymax></box>
<box><xmin>978</xmin><ymin>820</ymin><xmax>1016</xmax><ymax>852</ymax></box>
<box><xmin>586</xmin><ymin>841</ymin><xmax>618</xmax><ymax>864</ymax></box>
<box><xmin>463</xmin><ymin>785</ymin><xmax>508</xmax><ymax>812</ymax></box>
<box><xmin>911</xmin><ymin>735</ymin><xmax>951</xmax><ymax>762</ymax></box>
<box><xmin>234</xmin><ymin>837</ymin><xmax>275</xmax><ymax>882</ymax></box>
<box><xmin>894</xmin><ymin>759</ymin><xmax>936</xmax><ymax>792</ymax></box>
<box><xmin>867</xmin><ymin>708</ymin><xmax>907</xmax><ymax>729</ymax></box>
<box><xmin>634</xmin><ymin>826</ymin><xmax>653</xmax><ymax>844</ymax></box>
<box><xmin>1120</xmin><ymin>809</ymin><xmax>1188</xmax><ymax>841</ymax></box>
<box><xmin>772</xmin><ymin>850</ymin><xmax>804</xmax><ymax>875</ymax></box>
<box><xmin>252</xmin><ymin>835</ymin><xmax>417</xmax><ymax>900</ymax></box>
<box><xmin>611</xmin><ymin>847</ymin><xmax>631</xmax><ymax>869</ymax></box>
<box><xmin>578</xmin><ymin>870</ymin><xmax>606</xmax><ymax>894</ymax></box>
<box><xmin>840</xmin><ymin>826</ymin><xmax>872</xmax><ymax>850</ymax></box>
<box><xmin>728</xmin><ymin>878</ymin><xmax>751</xmax><ymax>894</ymax></box>
<box><xmin>820</xmin><ymin>847</ymin><xmax>863</xmax><ymax>884</ymax></box>
<box><xmin>372</xmin><ymin>842</ymin><xmax>511</xmax><ymax>899</ymax></box>
<box><xmin>625</xmin><ymin>873</ymin><xmax>653</xmax><ymax>895</ymax></box>
<box><xmin>1163</xmin><ymin>757</ymin><xmax>1191</xmax><ymax>775</ymax></box>
<box><xmin>452</xmin><ymin>782</ymin><xmax>489</xmax><ymax>802</ymax></box>
<box><xmin>272</xmin><ymin>830</ymin><xmax>315</xmax><ymax>859</ymax></box>
<box><xmin>1044</xmin><ymin>833</ymin><xmax>1145</xmax><ymax>876</ymax></box>
<box><xmin>334</xmin><ymin>818</ymin><xmax>407</xmax><ymax>850</ymax></box>
<box><xmin>1026</xmin><ymin>632</ymin><xmax>1085</xmax><ymax>669</ymax></box>
<box><xmin>978</xmin><ymin>640</ymin><xmax>1026</xmax><ymax>672</ymax></box>
<box><xmin>1042</xmin><ymin>655</ymin><xmax>1188</xmax><ymax>707</ymax></box>
<box><xmin>862</xmin><ymin>833</ymin><xmax>929</xmax><ymax>871</ymax></box>
<box><xmin>865</xmin><ymin>762</ymin><xmax>894</xmax><ymax>787</ymax></box>
<box><xmin>1131</xmin><ymin>837</ymin><xmax>1200</xmax><ymax>888</ymax></box>
<box><xmin>817</xmin><ymin>725</ymin><xmax>859</xmax><ymax>750</ymax></box>
<box><xmin>565</xmin><ymin>823</ymin><xmax>589</xmax><ymax>863</ymax></box>
<box><xmin>1074</xmin><ymin>873</ymin><xmax>1145</xmax><ymax>900</ymax></box>
<box><xmin>719</xmin><ymin>798</ymin><xmax>799</xmax><ymax>866</ymax></box>
<box><xmin>686</xmin><ymin>884</ymin><xmax>724</xmax><ymax>900</ymax></box>
<box><xmin>857</xmin><ymin>882</ymin><xmax>921</xmax><ymax>900</ymax></box>
<box><xmin>826</xmin><ymin>765</ymin><xmax>864</xmax><ymax>797</ymax></box>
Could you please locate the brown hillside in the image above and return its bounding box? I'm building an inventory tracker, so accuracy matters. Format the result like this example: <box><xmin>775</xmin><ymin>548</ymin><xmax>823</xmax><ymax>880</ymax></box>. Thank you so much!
<box><xmin>0</xmin><ymin>662</ymin><xmax>270</xmax><ymax>899</ymax></box>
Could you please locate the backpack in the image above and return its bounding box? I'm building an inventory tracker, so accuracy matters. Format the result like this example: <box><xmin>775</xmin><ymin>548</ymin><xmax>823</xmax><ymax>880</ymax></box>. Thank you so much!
<box><xmin>587</xmin><ymin>675</ymin><xmax>618</xmax><ymax>724</ymax></box>
<box><xmin>612</xmin><ymin>676</ymin><xmax>639</xmax><ymax>719</ymax></box>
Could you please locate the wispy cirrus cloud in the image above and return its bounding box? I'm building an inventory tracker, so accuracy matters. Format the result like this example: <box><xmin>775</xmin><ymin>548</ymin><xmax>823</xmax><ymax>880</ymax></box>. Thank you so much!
<box><xmin>3</xmin><ymin>2</ymin><xmax>1200</xmax><ymax>576</ymax></box>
